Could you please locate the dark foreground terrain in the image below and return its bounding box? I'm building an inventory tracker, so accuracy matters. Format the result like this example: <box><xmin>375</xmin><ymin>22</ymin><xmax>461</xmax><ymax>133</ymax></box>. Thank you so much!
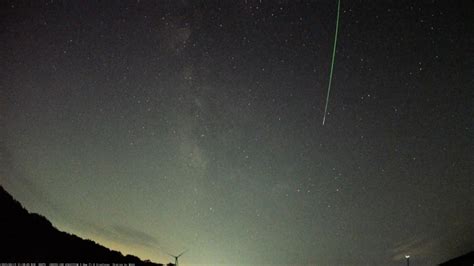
<box><xmin>0</xmin><ymin>186</ymin><xmax>168</xmax><ymax>266</ymax></box>
<box><xmin>439</xmin><ymin>251</ymin><xmax>474</xmax><ymax>266</ymax></box>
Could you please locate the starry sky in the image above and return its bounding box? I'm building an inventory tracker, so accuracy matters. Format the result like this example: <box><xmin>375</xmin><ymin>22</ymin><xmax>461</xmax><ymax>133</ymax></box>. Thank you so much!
<box><xmin>1</xmin><ymin>0</ymin><xmax>473</xmax><ymax>265</ymax></box>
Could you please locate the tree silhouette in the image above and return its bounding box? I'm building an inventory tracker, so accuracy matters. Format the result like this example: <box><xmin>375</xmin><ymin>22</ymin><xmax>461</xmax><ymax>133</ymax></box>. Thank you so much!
<box><xmin>0</xmin><ymin>185</ymin><xmax>164</xmax><ymax>265</ymax></box>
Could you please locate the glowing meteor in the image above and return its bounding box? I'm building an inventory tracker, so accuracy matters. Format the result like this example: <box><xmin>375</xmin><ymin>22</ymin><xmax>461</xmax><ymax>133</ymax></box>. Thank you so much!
<box><xmin>322</xmin><ymin>0</ymin><xmax>341</xmax><ymax>126</ymax></box>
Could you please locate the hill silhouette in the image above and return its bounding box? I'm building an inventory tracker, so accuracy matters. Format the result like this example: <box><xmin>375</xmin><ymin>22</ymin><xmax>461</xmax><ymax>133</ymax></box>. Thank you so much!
<box><xmin>439</xmin><ymin>251</ymin><xmax>474</xmax><ymax>265</ymax></box>
<box><xmin>0</xmin><ymin>185</ymin><xmax>171</xmax><ymax>265</ymax></box>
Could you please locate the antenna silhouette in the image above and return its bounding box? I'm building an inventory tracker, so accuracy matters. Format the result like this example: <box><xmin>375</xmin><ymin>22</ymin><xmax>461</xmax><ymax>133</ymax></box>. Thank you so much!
<box><xmin>167</xmin><ymin>249</ymin><xmax>187</xmax><ymax>266</ymax></box>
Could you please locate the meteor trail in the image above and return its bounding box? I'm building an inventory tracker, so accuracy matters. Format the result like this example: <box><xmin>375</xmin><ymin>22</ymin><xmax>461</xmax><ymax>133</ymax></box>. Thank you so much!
<box><xmin>322</xmin><ymin>0</ymin><xmax>341</xmax><ymax>126</ymax></box>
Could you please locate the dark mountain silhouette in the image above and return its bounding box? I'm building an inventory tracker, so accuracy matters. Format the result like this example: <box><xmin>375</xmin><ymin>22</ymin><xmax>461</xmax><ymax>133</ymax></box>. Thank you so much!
<box><xmin>0</xmin><ymin>185</ymin><xmax>171</xmax><ymax>265</ymax></box>
<box><xmin>439</xmin><ymin>251</ymin><xmax>474</xmax><ymax>265</ymax></box>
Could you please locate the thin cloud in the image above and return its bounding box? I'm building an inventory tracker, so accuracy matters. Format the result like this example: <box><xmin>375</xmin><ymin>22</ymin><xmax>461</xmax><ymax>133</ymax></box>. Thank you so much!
<box><xmin>91</xmin><ymin>223</ymin><xmax>161</xmax><ymax>250</ymax></box>
<box><xmin>112</xmin><ymin>225</ymin><xmax>160</xmax><ymax>247</ymax></box>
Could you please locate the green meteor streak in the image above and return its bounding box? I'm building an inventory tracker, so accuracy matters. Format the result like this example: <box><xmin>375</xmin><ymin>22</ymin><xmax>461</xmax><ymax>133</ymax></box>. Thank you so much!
<box><xmin>322</xmin><ymin>0</ymin><xmax>341</xmax><ymax>126</ymax></box>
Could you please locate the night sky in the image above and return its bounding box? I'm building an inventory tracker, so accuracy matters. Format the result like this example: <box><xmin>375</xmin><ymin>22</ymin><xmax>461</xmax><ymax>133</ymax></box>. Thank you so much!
<box><xmin>1</xmin><ymin>0</ymin><xmax>473</xmax><ymax>265</ymax></box>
